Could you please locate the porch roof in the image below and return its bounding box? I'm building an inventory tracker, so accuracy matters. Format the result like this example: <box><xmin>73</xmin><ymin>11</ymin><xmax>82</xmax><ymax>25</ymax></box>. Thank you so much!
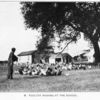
<box><xmin>18</xmin><ymin>50</ymin><xmax>37</xmax><ymax>56</ymax></box>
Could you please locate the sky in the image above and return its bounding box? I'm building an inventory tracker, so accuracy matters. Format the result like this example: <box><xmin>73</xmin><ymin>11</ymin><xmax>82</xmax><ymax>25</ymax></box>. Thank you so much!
<box><xmin>0</xmin><ymin>2</ymin><xmax>40</xmax><ymax>60</ymax></box>
<box><xmin>0</xmin><ymin>2</ymin><xmax>91</xmax><ymax>60</ymax></box>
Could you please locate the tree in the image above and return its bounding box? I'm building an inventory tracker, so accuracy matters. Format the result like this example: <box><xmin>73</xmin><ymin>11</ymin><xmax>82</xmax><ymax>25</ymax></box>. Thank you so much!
<box><xmin>21</xmin><ymin>2</ymin><xmax>78</xmax><ymax>51</ymax></box>
<box><xmin>21</xmin><ymin>2</ymin><xmax>100</xmax><ymax>63</ymax></box>
<box><xmin>64</xmin><ymin>2</ymin><xmax>100</xmax><ymax>63</ymax></box>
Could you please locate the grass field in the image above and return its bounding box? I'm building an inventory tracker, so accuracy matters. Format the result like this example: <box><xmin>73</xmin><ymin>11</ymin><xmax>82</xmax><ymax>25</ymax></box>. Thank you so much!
<box><xmin>0</xmin><ymin>64</ymin><xmax>100</xmax><ymax>92</ymax></box>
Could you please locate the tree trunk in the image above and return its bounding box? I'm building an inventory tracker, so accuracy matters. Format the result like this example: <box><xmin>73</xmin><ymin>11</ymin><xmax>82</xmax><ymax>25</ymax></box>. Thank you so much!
<box><xmin>92</xmin><ymin>40</ymin><xmax>100</xmax><ymax>63</ymax></box>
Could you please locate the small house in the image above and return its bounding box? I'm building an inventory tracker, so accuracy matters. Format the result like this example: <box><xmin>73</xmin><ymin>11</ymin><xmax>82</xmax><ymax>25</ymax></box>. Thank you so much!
<box><xmin>18</xmin><ymin>50</ymin><xmax>37</xmax><ymax>64</ymax></box>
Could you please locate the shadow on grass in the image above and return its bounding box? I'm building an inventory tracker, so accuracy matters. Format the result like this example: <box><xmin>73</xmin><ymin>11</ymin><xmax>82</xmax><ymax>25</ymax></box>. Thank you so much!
<box><xmin>0</xmin><ymin>75</ymin><xmax>48</xmax><ymax>83</ymax></box>
<box><xmin>23</xmin><ymin>75</ymin><xmax>42</xmax><ymax>79</ymax></box>
<box><xmin>19</xmin><ymin>75</ymin><xmax>61</xmax><ymax>79</ymax></box>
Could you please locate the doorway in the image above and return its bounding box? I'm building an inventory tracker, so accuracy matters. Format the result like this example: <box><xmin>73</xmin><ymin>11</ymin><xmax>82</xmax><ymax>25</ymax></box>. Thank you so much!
<box><xmin>55</xmin><ymin>58</ymin><xmax>61</xmax><ymax>63</ymax></box>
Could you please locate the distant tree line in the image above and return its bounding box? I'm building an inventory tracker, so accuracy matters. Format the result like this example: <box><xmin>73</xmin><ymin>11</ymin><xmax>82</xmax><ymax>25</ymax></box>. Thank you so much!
<box><xmin>0</xmin><ymin>61</ymin><xmax>8</xmax><ymax>65</ymax></box>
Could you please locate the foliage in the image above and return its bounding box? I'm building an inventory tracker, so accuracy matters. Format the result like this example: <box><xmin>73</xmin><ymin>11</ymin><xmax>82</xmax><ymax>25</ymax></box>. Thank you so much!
<box><xmin>21</xmin><ymin>2</ymin><xmax>100</xmax><ymax>62</ymax></box>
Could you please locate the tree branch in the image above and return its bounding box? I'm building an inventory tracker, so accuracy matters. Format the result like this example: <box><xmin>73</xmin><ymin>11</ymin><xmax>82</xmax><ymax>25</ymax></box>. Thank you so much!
<box><xmin>57</xmin><ymin>39</ymin><xmax>73</xmax><ymax>56</ymax></box>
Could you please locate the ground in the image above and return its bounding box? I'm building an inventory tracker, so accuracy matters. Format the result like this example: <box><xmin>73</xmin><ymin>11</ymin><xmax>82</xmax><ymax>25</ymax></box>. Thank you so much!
<box><xmin>0</xmin><ymin>64</ymin><xmax>100</xmax><ymax>92</ymax></box>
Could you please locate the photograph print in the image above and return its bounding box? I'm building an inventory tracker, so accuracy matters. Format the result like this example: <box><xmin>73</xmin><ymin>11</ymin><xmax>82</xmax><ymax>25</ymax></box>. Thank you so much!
<box><xmin>0</xmin><ymin>1</ymin><xmax>100</xmax><ymax>92</ymax></box>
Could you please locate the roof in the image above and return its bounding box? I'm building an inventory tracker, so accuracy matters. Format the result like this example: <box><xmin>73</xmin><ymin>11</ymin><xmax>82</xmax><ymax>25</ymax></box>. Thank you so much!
<box><xmin>56</xmin><ymin>52</ymin><xmax>72</xmax><ymax>58</ymax></box>
<box><xmin>18</xmin><ymin>49</ymin><xmax>72</xmax><ymax>58</ymax></box>
<box><xmin>18</xmin><ymin>50</ymin><xmax>37</xmax><ymax>56</ymax></box>
<box><xmin>62</xmin><ymin>53</ymin><xmax>72</xmax><ymax>58</ymax></box>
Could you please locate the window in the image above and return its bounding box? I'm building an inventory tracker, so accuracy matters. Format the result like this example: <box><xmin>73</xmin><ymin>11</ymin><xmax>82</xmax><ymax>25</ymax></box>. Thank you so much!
<box><xmin>55</xmin><ymin>58</ymin><xmax>61</xmax><ymax>62</ymax></box>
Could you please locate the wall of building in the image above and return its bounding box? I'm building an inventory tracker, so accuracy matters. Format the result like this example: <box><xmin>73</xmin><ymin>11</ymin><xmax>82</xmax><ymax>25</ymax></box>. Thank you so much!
<box><xmin>49</xmin><ymin>54</ymin><xmax>63</xmax><ymax>64</ymax></box>
<box><xmin>18</xmin><ymin>55</ymin><xmax>32</xmax><ymax>64</ymax></box>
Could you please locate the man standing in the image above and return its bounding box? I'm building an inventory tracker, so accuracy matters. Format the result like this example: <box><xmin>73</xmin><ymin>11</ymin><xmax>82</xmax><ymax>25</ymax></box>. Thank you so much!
<box><xmin>7</xmin><ymin>48</ymin><xmax>18</xmax><ymax>79</ymax></box>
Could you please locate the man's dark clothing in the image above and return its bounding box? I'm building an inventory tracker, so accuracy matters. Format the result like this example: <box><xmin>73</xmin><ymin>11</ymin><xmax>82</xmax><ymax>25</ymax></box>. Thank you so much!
<box><xmin>7</xmin><ymin>51</ymin><xmax>17</xmax><ymax>79</ymax></box>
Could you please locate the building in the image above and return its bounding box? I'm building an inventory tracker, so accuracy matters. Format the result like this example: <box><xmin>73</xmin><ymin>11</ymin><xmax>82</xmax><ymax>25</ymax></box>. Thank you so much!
<box><xmin>48</xmin><ymin>53</ymin><xmax>72</xmax><ymax>64</ymax></box>
<box><xmin>18</xmin><ymin>50</ymin><xmax>36</xmax><ymax>64</ymax></box>
<box><xmin>18</xmin><ymin>50</ymin><xmax>72</xmax><ymax>64</ymax></box>
<box><xmin>72</xmin><ymin>49</ymin><xmax>94</xmax><ymax>64</ymax></box>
